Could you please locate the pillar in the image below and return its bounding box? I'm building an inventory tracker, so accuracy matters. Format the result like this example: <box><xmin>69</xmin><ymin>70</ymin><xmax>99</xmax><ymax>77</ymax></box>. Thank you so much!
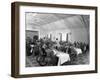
<box><xmin>66</xmin><ymin>33</ymin><xmax>68</xmax><ymax>42</ymax></box>
<box><xmin>50</xmin><ymin>34</ymin><xmax>52</xmax><ymax>40</ymax></box>
<box><xmin>59</xmin><ymin>33</ymin><xmax>62</xmax><ymax>42</ymax></box>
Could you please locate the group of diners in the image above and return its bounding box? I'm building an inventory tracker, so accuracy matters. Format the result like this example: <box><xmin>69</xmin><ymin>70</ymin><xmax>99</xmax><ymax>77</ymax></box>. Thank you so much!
<box><xmin>26</xmin><ymin>37</ymin><xmax>89</xmax><ymax>66</ymax></box>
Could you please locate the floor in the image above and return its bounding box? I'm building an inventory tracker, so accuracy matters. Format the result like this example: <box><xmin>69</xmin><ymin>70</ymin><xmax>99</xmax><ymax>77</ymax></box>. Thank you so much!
<box><xmin>26</xmin><ymin>51</ymin><xmax>89</xmax><ymax>67</ymax></box>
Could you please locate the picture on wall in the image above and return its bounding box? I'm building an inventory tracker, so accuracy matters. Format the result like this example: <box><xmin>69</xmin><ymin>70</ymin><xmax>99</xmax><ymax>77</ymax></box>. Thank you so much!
<box><xmin>11</xmin><ymin>2</ymin><xmax>97</xmax><ymax>78</ymax></box>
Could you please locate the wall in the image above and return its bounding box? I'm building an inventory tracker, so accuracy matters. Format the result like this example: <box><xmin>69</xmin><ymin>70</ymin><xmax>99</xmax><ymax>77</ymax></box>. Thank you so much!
<box><xmin>26</xmin><ymin>30</ymin><xmax>39</xmax><ymax>41</ymax></box>
<box><xmin>0</xmin><ymin>0</ymin><xmax>99</xmax><ymax>80</ymax></box>
<box><xmin>70</xmin><ymin>28</ymin><xmax>88</xmax><ymax>43</ymax></box>
<box><xmin>41</xmin><ymin>16</ymin><xmax>89</xmax><ymax>43</ymax></box>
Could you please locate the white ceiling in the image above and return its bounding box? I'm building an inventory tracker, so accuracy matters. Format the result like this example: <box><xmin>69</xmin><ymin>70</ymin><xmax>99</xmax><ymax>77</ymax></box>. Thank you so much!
<box><xmin>26</xmin><ymin>13</ymin><xmax>76</xmax><ymax>26</ymax></box>
<box><xmin>26</xmin><ymin>13</ymin><xmax>89</xmax><ymax>31</ymax></box>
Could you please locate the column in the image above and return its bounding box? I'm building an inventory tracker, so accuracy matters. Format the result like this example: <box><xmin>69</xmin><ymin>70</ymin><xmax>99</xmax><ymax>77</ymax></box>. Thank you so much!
<box><xmin>66</xmin><ymin>33</ymin><xmax>68</xmax><ymax>42</ymax></box>
<box><xmin>59</xmin><ymin>33</ymin><xmax>62</xmax><ymax>42</ymax></box>
<box><xmin>50</xmin><ymin>34</ymin><xmax>52</xmax><ymax>40</ymax></box>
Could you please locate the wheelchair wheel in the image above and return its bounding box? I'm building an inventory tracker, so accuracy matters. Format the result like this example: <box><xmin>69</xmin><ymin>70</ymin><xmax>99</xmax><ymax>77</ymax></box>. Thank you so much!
<box><xmin>36</xmin><ymin>55</ymin><xmax>47</xmax><ymax>66</ymax></box>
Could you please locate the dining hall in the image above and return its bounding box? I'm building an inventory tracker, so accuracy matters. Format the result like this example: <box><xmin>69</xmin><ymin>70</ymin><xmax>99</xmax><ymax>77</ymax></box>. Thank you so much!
<box><xmin>25</xmin><ymin>12</ymin><xmax>90</xmax><ymax>67</ymax></box>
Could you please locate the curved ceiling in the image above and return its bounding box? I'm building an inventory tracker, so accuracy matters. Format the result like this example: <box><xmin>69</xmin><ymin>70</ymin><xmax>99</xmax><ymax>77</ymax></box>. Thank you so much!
<box><xmin>26</xmin><ymin>13</ymin><xmax>89</xmax><ymax>31</ymax></box>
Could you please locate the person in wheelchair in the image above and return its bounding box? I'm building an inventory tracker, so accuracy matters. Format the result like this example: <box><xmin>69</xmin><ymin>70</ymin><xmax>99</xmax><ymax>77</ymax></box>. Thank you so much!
<box><xmin>41</xmin><ymin>43</ymin><xmax>47</xmax><ymax>57</ymax></box>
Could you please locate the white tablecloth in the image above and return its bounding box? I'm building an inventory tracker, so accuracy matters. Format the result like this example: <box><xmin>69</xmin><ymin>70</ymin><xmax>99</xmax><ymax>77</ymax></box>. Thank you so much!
<box><xmin>74</xmin><ymin>48</ymin><xmax>82</xmax><ymax>55</ymax></box>
<box><xmin>53</xmin><ymin>49</ymin><xmax>70</xmax><ymax>66</ymax></box>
